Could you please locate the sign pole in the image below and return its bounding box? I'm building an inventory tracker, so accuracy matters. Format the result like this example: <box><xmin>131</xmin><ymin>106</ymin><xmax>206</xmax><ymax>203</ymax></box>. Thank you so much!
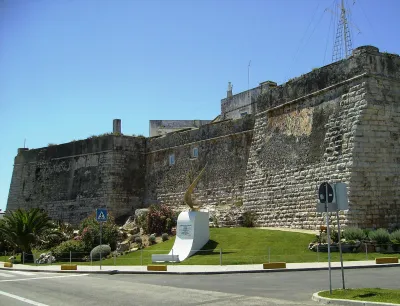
<box><xmin>325</xmin><ymin>183</ymin><xmax>332</xmax><ymax>295</ymax></box>
<box><xmin>336</xmin><ymin>210</ymin><xmax>345</xmax><ymax>289</ymax></box>
<box><xmin>100</xmin><ymin>221</ymin><xmax>102</xmax><ymax>271</ymax></box>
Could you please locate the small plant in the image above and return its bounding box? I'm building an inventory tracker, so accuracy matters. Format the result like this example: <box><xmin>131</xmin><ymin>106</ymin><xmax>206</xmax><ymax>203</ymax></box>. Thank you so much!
<box><xmin>330</xmin><ymin>229</ymin><xmax>339</xmax><ymax>243</ymax></box>
<box><xmin>52</xmin><ymin>240</ymin><xmax>86</xmax><ymax>262</ymax></box>
<box><xmin>242</xmin><ymin>211</ymin><xmax>256</xmax><ymax>228</ymax></box>
<box><xmin>134</xmin><ymin>236</ymin><xmax>142</xmax><ymax>246</ymax></box>
<box><xmin>234</xmin><ymin>198</ymin><xmax>243</xmax><ymax>208</ymax></box>
<box><xmin>161</xmin><ymin>233</ymin><xmax>169</xmax><ymax>241</ymax></box>
<box><xmin>90</xmin><ymin>245</ymin><xmax>111</xmax><ymax>261</ymax></box>
<box><xmin>390</xmin><ymin>229</ymin><xmax>400</xmax><ymax>244</ymax></box>
<box><xmin>149</xmin><ymin>234</ymin><xmax>156</xmax><ymax>245</ymax></box>
<box><xmin>343</xmin><ymin>227</ymin><xmax>366</xmax><ymax>241</ymax></box>
<box><xmin>210</xmin><ymin>215</ymin><xmax>219</xmax><ymax>228</ymax></box>
<box><xmin>369</xmin><ymin>228</ymin><xmax>390</xmax><ymax>245</ymax></box>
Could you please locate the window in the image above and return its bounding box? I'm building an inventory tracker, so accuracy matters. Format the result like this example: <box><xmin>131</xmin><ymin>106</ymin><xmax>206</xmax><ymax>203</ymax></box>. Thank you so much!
<box><xmin>192</xmin><ymin>147</ymin><xmax>198</xmax><ymax>158</ymax></box>
<box><xmin>169</xmin><ymin>154</ymin><xmax>175</xmax><ymax>165</ymax></box>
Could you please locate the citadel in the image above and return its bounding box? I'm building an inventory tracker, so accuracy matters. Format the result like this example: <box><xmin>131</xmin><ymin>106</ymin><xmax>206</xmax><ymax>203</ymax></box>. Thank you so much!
<box><xmin>6</xmin><ymin>45</ymin><xmax>400</xmax><ymax>229</ymax></box>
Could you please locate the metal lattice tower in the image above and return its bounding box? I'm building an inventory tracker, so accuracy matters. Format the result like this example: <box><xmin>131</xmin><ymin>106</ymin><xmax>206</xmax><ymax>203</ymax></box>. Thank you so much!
<box><xmin>332</xmin><ymin>0</ymin><xmax>353</xmax><ymax>62</ymax></box>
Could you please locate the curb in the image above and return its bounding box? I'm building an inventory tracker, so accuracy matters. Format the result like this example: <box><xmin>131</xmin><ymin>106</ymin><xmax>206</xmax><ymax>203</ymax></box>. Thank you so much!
<box><xmin>312</xmin><ymin>291</ymin><xmax>399</xmax><ymax>306</ymax></box>
<box><xmin>0</xmin><ymin>263</ymin><xmax>398</xmax><ymax>275</ymax></box>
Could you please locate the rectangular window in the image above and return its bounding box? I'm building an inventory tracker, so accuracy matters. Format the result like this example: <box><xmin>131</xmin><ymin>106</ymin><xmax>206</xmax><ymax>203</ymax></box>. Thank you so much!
<box><xmin>192</xmin><ymin>147</ymin><xmax>198</xmax><ymax>158</ymax></box>
<box><xmin>169</xmin><ymin>154</ymin><xmax>175</xmax><ymax>165</ymax></box>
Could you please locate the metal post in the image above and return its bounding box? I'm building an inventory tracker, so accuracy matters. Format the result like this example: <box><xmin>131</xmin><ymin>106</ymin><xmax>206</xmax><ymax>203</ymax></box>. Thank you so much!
<box><xmin>114</xmin><ymin>252</ymin><xmax>116</xmax><ymax>266</ymax></box>
<box><xmin>70</xmin><ymin>251</ymin><xmax>72</xmax><ymax>264</ymax></box>
<box><xmin>365</xmin><ymin>243</ymin><xmax>368</xmax><ymax>260</ymax></box>
<box><xmin>23</xmin><ymin>252</ymin><xmax>25</xmax><ymax>265</ymax></box>
<box><xmin>50</xmin><ymin>251</ymin><xmax>52</xmax><ymax>265</ymax></box>
<box><xmin>268</xmin><ymin>247</ymin><xmax>271</xmax><ymax>263</ymax></box>
<box><xmin>140</xmin><ymin>248</ymin><xmax>143</xmax><ymax>266</ymax></box>
<box><xmin>325</xmin><ymin>183</ymin><xmax>332</xmax><ymax>295</ymax></box>
<box><xmin>219</xmin><ymin>248</ymin><xmax>222</xmax><ymax>266</ymax></box>
<box><xmin>172</xmin><ymin>248</ymin><xmax>174</xmax><ymax>265</ymax></box>
<box><xmin>336</xmin><ymin>210</ymin><xmax>345</xmax><ymax>290</ymax></box>
<box><xmin>317</xmin><ymin>244</ymin><xmax>319</xmax><ymax>262</ymax></box>
<box><xmin>100</xmin><ymin>221</ymin><xmax>102</xmax><ymax>270</ymax></box>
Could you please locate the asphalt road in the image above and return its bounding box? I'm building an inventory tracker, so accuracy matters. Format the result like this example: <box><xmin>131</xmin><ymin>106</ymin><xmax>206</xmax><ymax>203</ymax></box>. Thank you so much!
<box><xmin>0</xmin><ymin>267</ymin><xmax>399</xmax><ymax>306</ymax></box>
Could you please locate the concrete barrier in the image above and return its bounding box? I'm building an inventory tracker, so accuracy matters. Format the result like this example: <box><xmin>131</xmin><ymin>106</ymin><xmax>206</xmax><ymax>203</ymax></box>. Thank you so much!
<box><xmin>147</xmin><ymin>265</ymin><xmax>167</xmax><ymax>271</ymax></box>
<box><xmin>375</xmin><ymin>257</ymin><xmax>399</xmax><ymax>264</ymax></box>
<box><xmin>3</xmin><ymin>262</ymin><xmax>13</xmax><ymax>268</ymax></box>
<box><xmin>61</xmin><ymin>264</ymin><xmax>77</xmax><ymax>270</ymax></box>
<box><xmin>263</xmin><ymin>262</ymin><xmax>286</xmax><ymax>269</ymax></box>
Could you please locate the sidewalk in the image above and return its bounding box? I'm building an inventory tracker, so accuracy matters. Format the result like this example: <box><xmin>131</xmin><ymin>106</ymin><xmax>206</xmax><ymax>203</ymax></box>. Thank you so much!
<box><xmin>1</xmin><ymin>260</ymin><xmax>399</xmax><ymax>274</ymax></box>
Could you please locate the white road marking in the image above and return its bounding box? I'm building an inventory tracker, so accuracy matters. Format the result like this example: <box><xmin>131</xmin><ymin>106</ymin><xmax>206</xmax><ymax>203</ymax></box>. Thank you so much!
<box><xmin>6</xmin><ymin>270</ymin><xmax>36</xmax><ymax>276</ymax></box>
<box><xmin>0</xmin><ymin>290</ymin><xmax>49</xmax><ymax>306</ymax></box>
<box><xmin>0</xmin><ymin>272</ymin><xmax>15</xmax><ymax>278</ymax></box>
<box><xmin>0</xmin><ymin>273</ymin><xmax>89</xmax><ymax>283</ymax></box>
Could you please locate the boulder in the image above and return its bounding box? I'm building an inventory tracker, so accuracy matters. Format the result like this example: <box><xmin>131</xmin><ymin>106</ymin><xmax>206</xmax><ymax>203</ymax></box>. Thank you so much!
<box><xmin>122</xmin><ymin>216</ymin><xmax>136</xmax><ymax>229</ymax></box>
<box><xmin>130</xmin><ymin>227</ymin><xmax>140</xmax><ymax>235</ymax></box>
<box><xmin>134</xmin><ymin>208</ymin><xmax>149</xmax><ymax>219</ymax></box>
<box><xmin>35</xmin><ymin>252</ymin><xmax>56</xmax><ymax>264</ymax></box>
<box><xmin>117</xmin><ymin>241</ymin><xmax>130</xmax><ymax>252</ymax></box>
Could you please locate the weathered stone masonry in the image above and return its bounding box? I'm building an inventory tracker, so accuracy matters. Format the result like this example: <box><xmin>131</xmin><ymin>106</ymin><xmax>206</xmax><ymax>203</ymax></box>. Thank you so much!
<box><xmin>244</xmin><ymin>46</ymin><xmax>400</xmax><ymax>229</ymax></box>
<box><xmin>6</xmin><ymin>46</ymin><xmax>400</xmax><ymax>229</ymax></box>
<box><xmin>7</xmin><ymin>136</ymin><xmax>145</xmax><ymax>225</ymax></box>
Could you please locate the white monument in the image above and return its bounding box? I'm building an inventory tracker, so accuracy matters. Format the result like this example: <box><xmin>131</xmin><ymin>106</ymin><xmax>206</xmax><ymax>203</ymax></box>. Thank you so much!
<box><xmin>168</xmin><ymin>210</ymin><xmax>209</xmax><ymax>261</ymax></box>
<box><xmin>152</xmin><ymin>165</ymin><xmax>210</xmax><ymax>263</ymax></box>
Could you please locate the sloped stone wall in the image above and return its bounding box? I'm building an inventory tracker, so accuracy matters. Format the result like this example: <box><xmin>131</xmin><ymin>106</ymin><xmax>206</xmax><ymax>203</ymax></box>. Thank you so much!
<box><xmin>243</xmin><ymin>78</ymin><xmax>367</xmax><ymax>228</ymax></box>
<box><xmin>145</xmin><ymin>117</ymin><xmax>254</xmax><ymax>226</ymax></box>
<box><xmin>6</xmin><ymin>136</ymin><xmax>145</xmax><ymax>225</ymax></box>
<box><xmin>349</xmin><ymin>76</ymin><xmax>400</xmax><ymax>228</ymax></box>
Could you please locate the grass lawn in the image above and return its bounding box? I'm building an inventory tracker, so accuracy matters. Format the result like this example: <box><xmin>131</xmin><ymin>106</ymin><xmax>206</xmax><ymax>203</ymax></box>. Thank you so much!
<box><xmin>319</xmin><ymin>288</ymin><xmax>400</xmax><ymax>304</ymax></box>
<box><xmin>2</xmin><ymin>228</ymin><xmax>400</xmax><ymax>266</ymax></box>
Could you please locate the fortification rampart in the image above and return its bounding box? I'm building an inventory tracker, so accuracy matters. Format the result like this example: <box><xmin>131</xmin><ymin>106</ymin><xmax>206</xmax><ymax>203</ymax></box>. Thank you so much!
<box><xmin>6</xmin><ymin>45</ymin><xmax>400</xmax><ymax>229</ymax></box>
<box><xmin>7</xmin><ymin>136</ymin><xmax>145</xmax><ymax>225</ymax></box>
<box><xmin>243</xmin><ymin>46</ymin><xmax>400</xmax><ymax>229</ymax></box>
<box><xmin>145</xmin><ymin>116</ymin><xmax>254</xmax><ymax>225</ymax></box>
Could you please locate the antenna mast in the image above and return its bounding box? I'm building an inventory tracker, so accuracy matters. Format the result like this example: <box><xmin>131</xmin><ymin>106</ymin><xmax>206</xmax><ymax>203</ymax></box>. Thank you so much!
<box><xmin>332</xmin><ymin>0</ymin><xmax>353</xmax><ymax>62</ymax></box>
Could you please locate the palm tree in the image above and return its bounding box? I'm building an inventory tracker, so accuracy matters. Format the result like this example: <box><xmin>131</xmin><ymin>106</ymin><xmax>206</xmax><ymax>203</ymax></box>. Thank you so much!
<box><xmin>0</xmin><ymin>208</ymin><xmax>55</xmax><ymax>263</ymax></box>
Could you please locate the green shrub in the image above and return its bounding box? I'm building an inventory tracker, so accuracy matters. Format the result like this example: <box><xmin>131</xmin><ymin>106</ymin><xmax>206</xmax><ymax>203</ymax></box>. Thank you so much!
<box><xmin>242</xmin><ymin>211</ymin><xmax>256</xmax><ymax>227</ymax></box>
<box><xmin>342</xmin><ymin>227</ymin><xmax>366</xmax><ymax>241</ymax></box>
<box><xmin>149</xmin><ymin>234</ymin><xmax>156</xmax><ymax>245</ymax></box>
<box><xmin>136</xmin><ymin>212</ymin><xmax>148</xmax><ymax>233</ymax></box>
<box><xmin>147</xmin><ymin>204</ymin><xmax>177</xmax><ymax>235</ymax></box>
<box><xmin>330</xmin><ymin>229</ymin><xmax>339</xmax><ymax>243</ymax></box>
<box><xmin>52</xmin><ymin>240</ymin><xmax>86</xmax><ymax>262</ymax></box>
<box><xmin>369</xmin><ymin>228</ymin><xmax>390</xmax><ymax>245</ymax></box>
<box><xmin>134</xmin><ymin>236</ymin><xmax>142</xmax><ymax>245</ymax></box>
<box><xmin>390</xmin><ymin>229</ymin><xmax>400</xmax><ymax>244</ymax></box>
<box><xmin>79</xmin><ymin>213</ymin><xmax>119</xmax><ymax>251</ymax></box>
<box><xmin>90</xmin><ymin>245</ymin><xmax>111</xmax><ymax>261</ymax></box>
<box><xmin>162</xmin><ymin>233</ymin><xmax>169</xmax><ymax>241</ymax></box>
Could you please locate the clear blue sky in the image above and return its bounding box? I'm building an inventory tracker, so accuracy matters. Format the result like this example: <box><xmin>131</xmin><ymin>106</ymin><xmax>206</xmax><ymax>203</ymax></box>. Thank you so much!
<box><xmin>1</xmin><ymin>0</ymin><xmax>399</xmax><ymax>212</ymax></box>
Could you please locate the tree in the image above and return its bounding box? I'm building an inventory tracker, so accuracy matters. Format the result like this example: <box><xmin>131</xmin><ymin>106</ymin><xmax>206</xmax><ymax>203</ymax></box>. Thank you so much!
<box><xmin>0</xmin><ymin>208</ymin><xmax>55</xmax><ymax>262</ymax></box>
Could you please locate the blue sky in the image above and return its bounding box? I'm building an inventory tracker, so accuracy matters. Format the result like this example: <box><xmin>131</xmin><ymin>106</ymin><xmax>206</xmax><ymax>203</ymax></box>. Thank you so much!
<box><xmin>1</xmin><ymin>0</ymin><xmax>399</xmax><ymax>212</ymax></box>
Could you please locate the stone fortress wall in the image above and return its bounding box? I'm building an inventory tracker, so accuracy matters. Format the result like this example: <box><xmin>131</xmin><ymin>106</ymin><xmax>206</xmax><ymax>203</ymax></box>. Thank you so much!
<box><xmin>6</xmin><ymin>128</ymin><xmax>146</xmax><ymax>225</ymax></box>
<box><xmin>6</xmin><ymin>46</ymin><xmax>400</xmax><ymax>229</ymax></box>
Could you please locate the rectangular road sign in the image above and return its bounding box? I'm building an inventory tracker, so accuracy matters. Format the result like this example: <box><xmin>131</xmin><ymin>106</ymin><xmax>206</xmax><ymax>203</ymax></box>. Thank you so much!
<box><xmin>96</xmin><ymin>208</ymin><xmax>108</xmax><ymax>222</ymax></box>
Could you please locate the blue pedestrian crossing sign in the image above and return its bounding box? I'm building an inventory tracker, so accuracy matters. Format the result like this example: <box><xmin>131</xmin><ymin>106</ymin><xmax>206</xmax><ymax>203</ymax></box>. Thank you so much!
<box><xmin>96</xmin><ymin>209</ymin><xmax>108</xmax><ymax>222</ymax></box>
